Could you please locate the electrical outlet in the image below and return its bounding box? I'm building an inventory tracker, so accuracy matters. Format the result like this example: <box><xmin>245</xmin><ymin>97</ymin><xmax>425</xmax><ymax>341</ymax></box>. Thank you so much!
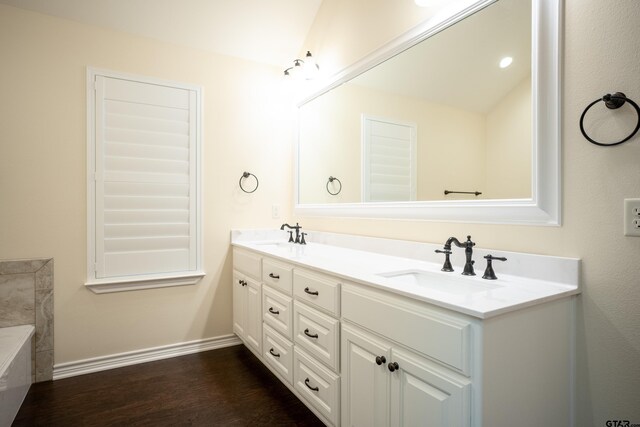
<box><xmin>271</xmin><ymin>204</ymin><xmax>280</xmax><ymax>219</ymax></box>
<box><xmin>623</xmin><ymin>198</ymin><xmax>640</xmax><ymax>236</ymax></box>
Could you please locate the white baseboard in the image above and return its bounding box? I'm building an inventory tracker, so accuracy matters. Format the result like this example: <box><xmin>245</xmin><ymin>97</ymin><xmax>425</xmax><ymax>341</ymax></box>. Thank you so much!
<box><xmin>53</xmin><ymin>334</ymin><xmax>242</xmax><ymax>380</ymax></box>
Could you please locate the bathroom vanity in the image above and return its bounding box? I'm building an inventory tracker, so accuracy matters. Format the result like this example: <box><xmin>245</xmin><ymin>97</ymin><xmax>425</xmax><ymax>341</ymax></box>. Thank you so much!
<box><xmin>231</xmin><ymin>230</ymin><xmax>579</xmax><ymax>427</ymax></box>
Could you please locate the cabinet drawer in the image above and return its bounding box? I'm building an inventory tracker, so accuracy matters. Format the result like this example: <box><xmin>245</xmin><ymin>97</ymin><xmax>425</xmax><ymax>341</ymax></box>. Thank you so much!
<box><xmin>262</xmin><ymin>285</ymin><xmax>293</xmax><ymax>340</ymax></box>
<box><xmin>294</xmin><ymin>301</ymin><xmax>340</xmax><ymax>372</ymax></box>
<box><xmin>293</xmin><ymin>347</ymin><xmax>340</xmax><ymax>426</ymax></box>
<box><xmin>262</xmin><ymin>258</ymin><xmax>293</xmax><ymax>295</ymax></box>
<box><xmin>262</xmin><ymin>324</ymin><xmax>293</xmax><ymax>385</ymax></box>
<box><xmin>293</xmin><ymin>269</ymin><xmax>340</xmax><ymax>316</ymax></box>
<box><xmin>233</xmin><ymin>248</ymin><xmax>262</xmax><ymax>280</ymax></box>
<box><xmin>342</xmin><ymin>283</ymin><xmax>471</xmax><ymax>375</ymax></box>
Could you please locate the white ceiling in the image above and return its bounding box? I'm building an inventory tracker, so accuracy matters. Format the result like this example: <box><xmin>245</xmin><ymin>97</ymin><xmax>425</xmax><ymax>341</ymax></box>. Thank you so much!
<box><xmin>353</xmin><ymin>0</ymin><xmax>531</xmax><ymax>113</ymax></box>
<box><xmin>0</xmin><ymin>0</ymin><xmax>323</xmax><ymax>67</ymax></box>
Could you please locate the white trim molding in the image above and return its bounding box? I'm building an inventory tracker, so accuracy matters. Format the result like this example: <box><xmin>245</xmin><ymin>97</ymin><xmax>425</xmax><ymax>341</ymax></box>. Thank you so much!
<box><xmin>85</xmin><ymin>271</ymin><xmax>205</xmax><ymax>294</ymax></box>
<box><xmin>53</xmin><ymin>335</ymin><xmax>242</xmax><ymax>380</ymax></box>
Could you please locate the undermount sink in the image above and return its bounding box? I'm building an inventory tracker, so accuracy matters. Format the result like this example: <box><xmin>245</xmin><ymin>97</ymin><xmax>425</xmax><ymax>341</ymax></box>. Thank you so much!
<box><xmin>378</xmin><ymin>269</ymin><xmax>503</xmax><ymax>295</ymax></box>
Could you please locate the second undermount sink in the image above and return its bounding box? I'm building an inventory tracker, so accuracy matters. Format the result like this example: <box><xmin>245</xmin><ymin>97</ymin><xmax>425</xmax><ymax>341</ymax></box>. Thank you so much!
<box><xmin>378</xmin><ymin>269</ymin><xmax>503</xmax><ymax>295</ymax></box>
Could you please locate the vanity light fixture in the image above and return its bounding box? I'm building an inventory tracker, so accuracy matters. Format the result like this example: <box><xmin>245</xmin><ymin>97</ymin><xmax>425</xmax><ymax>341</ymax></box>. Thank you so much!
<box><xmin>284</xmin><ymin>51</ymin><xmax>320</xmax><ymax>80</ymax></box>
<box><xmin>499</xmin><ymin>56</ymin><xmax>513</xmax><ymax>68</ymax></box>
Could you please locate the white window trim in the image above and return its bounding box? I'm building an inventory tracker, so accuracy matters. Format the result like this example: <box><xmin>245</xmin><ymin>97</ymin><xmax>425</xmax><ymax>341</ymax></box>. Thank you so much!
<box><xmin>86</xmin><ymin>67</ymin><xmax>204</xmax><ymax>293</ymax></box>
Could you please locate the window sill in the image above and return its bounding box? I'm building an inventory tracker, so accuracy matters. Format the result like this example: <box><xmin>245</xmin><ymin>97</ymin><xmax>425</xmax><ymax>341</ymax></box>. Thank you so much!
<box><xmin>85</xmin><ymin>272</ymin><xmax>205</xmax><ymax>294</ymax></box>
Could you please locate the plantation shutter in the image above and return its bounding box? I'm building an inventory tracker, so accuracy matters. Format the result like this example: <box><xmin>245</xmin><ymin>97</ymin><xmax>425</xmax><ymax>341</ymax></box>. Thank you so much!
<box><xmin>363</xmin><ymin>116</ymin><xmax>417</xmax><ymax>202</ymax></box>
<box><xmin>93</xmin><ymin>75</ymin><xmax>199</xmax><ymax>279</ymax></box>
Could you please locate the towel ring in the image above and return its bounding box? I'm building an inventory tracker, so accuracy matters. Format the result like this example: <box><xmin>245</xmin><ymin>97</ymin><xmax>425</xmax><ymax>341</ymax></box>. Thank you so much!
<box><xmin>326</xmin><ymin>176</ymin><xmax>342</xmax><ymax>195</ymax></box>
<box><xmin>580</xmin><ymin>92</ymin><xmax>640</xmax><ymax>147</ymax></box>
<box><xmin>239</xmin><ymin>172</ymin><xmax>259</xmax><ymax>193</ymax></box>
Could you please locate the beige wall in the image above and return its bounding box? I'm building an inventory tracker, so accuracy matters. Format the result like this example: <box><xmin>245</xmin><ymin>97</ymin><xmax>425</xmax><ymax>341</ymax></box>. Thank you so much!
<box><xmin>0</xmin><ymin>5</ymin><xmax>294</xmax><ymax>363</ymax></box>
<box><xmin>485</xmin><ymin>77</ymin><xmax>532</xmax><ymax>199</ymax></box>
<box><xmin>299</xmin><ymin>82</ymin><xmax>486</xmax><ymax>203</ymax></box>
<box><xmin>301</xmin><ymin>0</ymin><xmax>640</xmax><ymax>425</ymax></box>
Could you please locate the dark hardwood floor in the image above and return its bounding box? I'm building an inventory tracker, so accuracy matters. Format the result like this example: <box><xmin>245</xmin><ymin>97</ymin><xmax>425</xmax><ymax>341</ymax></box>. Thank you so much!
<box><xmin>14</xmin><ymin>344</ymin><xmax>324</xmax><ymax>426</ymax></box>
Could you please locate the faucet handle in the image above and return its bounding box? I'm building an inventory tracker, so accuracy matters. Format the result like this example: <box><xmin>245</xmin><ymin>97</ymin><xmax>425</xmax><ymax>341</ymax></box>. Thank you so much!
<box><xmin>435</xmin><ymin>249</ymin><xmax>454</xmax><ymax>272</ymax></box>
<box><xmin>482</xmin><ymin>254</ymin><xmax>507</xmax><ymax>280</ymax></box>
<box><xmin>465</xmin><ymin>235</ymin><xmax>475</xmax><ymax>247</ymax></box>
<box><xmin>287</xmin><ymin>231</ymin><xmax>294</xmax><ymax>243</ymax></box>
<box><xmin>300</xmin><ymin>232</ymin><xmax>307</xmax><ymax>245</ymax></box>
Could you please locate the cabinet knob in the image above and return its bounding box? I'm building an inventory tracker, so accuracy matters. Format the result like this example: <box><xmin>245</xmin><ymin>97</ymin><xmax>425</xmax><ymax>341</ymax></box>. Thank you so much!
<box><xmin>303</xmin><ymin>328</ymin><xmax>319</xmax><ymax>339</ymax></box>
<box><xmin>388</xmin><ymin>362</ymin><xmax>400</xmax><ymax>372</ymax></box>
<box><xmin>375</xmin><ymin>355</ymin><xmax>387</xmax><ymax>365</ymax></box>
<box><xmin>268</xmin><ymin>273</ymin><xmax>280</xmax><ymax>279</ymax></box>
<box><xmin>268</xmin><ymin>307</ymin><xmax>279</xmax><ymax>315</ymax></box>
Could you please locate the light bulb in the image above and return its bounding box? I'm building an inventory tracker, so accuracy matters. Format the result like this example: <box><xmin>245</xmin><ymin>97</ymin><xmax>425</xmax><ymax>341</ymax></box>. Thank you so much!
<box><xmin>499</xmin><ymin>56</ymin><xmax>513</xmax><ymax>69</ymax></box>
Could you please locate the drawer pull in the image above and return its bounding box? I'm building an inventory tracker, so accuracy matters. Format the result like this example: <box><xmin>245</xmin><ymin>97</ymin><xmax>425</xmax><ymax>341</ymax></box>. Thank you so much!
<box><xmin>375</xmin><ymin>355</ymin><xmax>386</xmax><ymax>365</ymax></box>
<box><xmin>304</xmin><ymin>328</ymin><xmax>319</xmax><ymax>339</ymax></box>
<box><xmin>238</xmin><ymin>279</ymin><xmax>246</xmax><ymax>286</ymax></box>
<box><xmin>268</xmin><ymin>307</ymin><xmax>280</xmax><ymax>315</ymax></box>
<box><xmin>268</xmin><ymin>273</ymin><xmax>280</xmax><ymax>279</ymax></box>
<box><xmin>388</xmin><ymin>362</ymin><xmax>400</xmax><ymax>372</ymax></box>
<box><xmin>304</xmin><ymin>377</ymin><xmax>319</xmax><ymax>392</ymax></box>
<box><xmin>304</xmin><ymin>287</ymin><xmax>319</xmax><ymax>296</ymax></box>
<box><xmin>269</xmin><ymin>348</ymin><xmax>280</xmax><ymax>358</ymax></box>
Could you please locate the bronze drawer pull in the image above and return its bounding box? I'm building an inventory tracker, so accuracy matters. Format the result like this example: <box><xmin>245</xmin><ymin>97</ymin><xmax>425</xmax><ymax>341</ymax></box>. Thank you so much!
<box><xmin>304</xmin><ymin>378</ymin><xmax>319</xmax><ymax>392</ymax></box>
<box><xmin>269</xmin><ymin>348</ymin><xmax>280</xmax><ymax>358</ymax></box>
<box><xmin>268</xmin><ymin>273</ymin><xmax>280</xmax><ymax>279</ymax></box>
<box><xmin>304</xmin><ymin>329</ymin><xmax>318</xmax><ymax>339</ymax></box>
<box><xmin>268</xmin><ymin>307</ymin><xmax>279</xmax><ymax>315</ymax></box>
<box><xmin>304</xmin><ymin>287</ymin><xmax>319</xmax><ymax>296</ymax></box>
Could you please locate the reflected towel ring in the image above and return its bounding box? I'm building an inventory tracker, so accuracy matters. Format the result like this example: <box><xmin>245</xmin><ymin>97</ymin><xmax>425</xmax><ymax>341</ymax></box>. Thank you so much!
<box><xmin>239</xmin><ymin>172</ymin><xmax>259</xmax><ymax>193</ymax></box>
<box><xmin>326</xmin><ymin>176</ymin><xmax>342</xmax><ymax>195</ymax></box>
<box><xmin>580</xmin><ymin>92</ymin><xmax>640</xmax><ymax>147</ymax></box>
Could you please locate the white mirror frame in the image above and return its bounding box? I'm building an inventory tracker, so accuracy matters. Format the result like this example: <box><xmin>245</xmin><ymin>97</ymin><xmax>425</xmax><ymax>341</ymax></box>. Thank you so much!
<box><xmin>294</xmin><ymin>0</ymin><xmax>561</xmax><ymax>226</ymax></box>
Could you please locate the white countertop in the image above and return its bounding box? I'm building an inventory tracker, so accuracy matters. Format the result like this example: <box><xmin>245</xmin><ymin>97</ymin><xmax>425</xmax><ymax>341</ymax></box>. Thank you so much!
<box><xmin>231</xmin><ymin>229</ymin><xmax>580</xmax><ymax>319</ymax></box>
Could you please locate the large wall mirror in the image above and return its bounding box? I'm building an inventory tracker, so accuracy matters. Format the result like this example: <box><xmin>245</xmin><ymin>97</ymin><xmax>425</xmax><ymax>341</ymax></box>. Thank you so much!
<box><xmin>295</xmin><ymin>0</ymin><xmax>561</xmax><ymax>225</ymax></box>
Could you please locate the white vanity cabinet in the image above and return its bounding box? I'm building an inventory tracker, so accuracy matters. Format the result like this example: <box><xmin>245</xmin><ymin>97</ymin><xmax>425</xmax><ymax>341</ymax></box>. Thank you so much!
<box><xmin>232</xmin><ymin>249</ymin><xmax>263</xmax><ymax>357</ymax></box>
<box><xmin>341</xmin><ymin>323</ymin><xmax>470</xmax><ymax>427</ymax></box>
<box><xmin>340</xmin><ymin>281</ymin><xmax>573</xmax><ymax>427</ymax></box>
<box><xmin>232</xmin><ymin>244</ymin><xmax>575</xmax><ymax>427</ymax></box>
<box><xmin>291</xmin><ymin>268</ymin><xmax>342</xmax><ymax>426</ymax></box>
<box><xmin>341</xmin><ymin>283</ymin><xmax>471</xmax><ymax>427</ymax></box>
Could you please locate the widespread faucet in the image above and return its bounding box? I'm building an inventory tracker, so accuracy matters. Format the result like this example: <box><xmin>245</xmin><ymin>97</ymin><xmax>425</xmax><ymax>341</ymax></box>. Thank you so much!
<box><xmin>437</xmin><ymin>235</ymin><xmax>476</xmax><ymax>275</ymax></box>
<box><xmin>280</xmin><ymin>222</ymin><xmax>304</xmax><ymax>244</ymax></box>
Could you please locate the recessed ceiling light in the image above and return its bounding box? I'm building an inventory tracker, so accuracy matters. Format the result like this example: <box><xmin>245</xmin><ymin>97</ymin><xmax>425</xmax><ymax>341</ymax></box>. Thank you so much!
<box><xmin>414</xmin><ymin>0</ymin><xmax>433</xmax><ymax>7</ymax></box>
<box><xmin>499</xmin><ymin>56</ymin><xmax>513</xmax><ymax>69</ymax></box>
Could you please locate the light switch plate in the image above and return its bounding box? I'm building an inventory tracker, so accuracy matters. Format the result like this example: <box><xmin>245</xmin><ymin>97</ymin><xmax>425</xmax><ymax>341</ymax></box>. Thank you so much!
<box><xmin>624</xmin><ymin>198</ymin><xmax>640</xmax><ymax>236</ymax></box>
<box><xmin>271</xmin><ymin>204</ymin><xmax>280</xmax><ymax>219</ymax></box>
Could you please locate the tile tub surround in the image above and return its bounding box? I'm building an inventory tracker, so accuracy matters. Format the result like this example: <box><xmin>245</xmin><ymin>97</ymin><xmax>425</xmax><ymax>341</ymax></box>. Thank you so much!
<box><xmin>0</xmin><ymin>258</ymin><xmax>53</xmax><ymax>382</ymax></box>
<box><xmin>231</xmin><ymin>229</ymin><xmax>580</xmax><ymax>318</ymax></box>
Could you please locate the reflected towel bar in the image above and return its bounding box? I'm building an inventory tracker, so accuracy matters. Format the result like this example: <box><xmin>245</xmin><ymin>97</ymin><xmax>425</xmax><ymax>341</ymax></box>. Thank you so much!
<box><xmin>444</xmin><ymin>190</ymin><xmax>482</xmax><ymax>196</ymax></box>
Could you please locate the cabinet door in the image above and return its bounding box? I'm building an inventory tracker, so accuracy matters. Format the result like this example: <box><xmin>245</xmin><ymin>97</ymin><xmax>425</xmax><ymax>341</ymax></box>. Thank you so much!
<box><xmin>389</xmin><ymin>348</ymin><xmax>470</xmax><ymax>427</ymax></box>
<box><xmin>232</xmin><ymin>270</ymin><xmax>246</xmax><ymax>339</ymax></box>
<box><xmin>244</xmin><ymin>276</ymin><xmax>262</xmax><ymax>355</ymax></box>
<box><xmin>341</xmin><ymin>324</ymin><xmax>391</xmax><ymax>427</ymax></box>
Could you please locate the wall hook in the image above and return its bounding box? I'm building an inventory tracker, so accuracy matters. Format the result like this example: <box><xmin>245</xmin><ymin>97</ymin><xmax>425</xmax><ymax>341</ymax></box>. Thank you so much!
<box><xmin>326</xmin><ymin>176</ymin><xmax>342</xmax><ymax>195</ymax></box>
<box><xmin>580</xmin><ymin>92</ymin><xmax>640</xmax><ymax>147</ymax></box>
<box><xmin>239</xmin><ymin>171</ymin><xmax>259</xmax><ymax>193</ymax></box>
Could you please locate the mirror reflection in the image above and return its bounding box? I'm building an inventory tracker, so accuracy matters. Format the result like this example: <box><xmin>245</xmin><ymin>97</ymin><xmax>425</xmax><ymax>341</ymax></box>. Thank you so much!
<box><xmin>299</xmin><ymin>0</ymin><xmax>531</xmax><ymax>204</ymax></box>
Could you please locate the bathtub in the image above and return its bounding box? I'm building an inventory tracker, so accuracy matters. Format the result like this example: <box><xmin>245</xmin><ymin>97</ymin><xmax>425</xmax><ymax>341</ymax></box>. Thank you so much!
<box><xmin>0</xmin><ymin>325</ymin><xmax>34</xmax><ymax>427</ymax></box>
